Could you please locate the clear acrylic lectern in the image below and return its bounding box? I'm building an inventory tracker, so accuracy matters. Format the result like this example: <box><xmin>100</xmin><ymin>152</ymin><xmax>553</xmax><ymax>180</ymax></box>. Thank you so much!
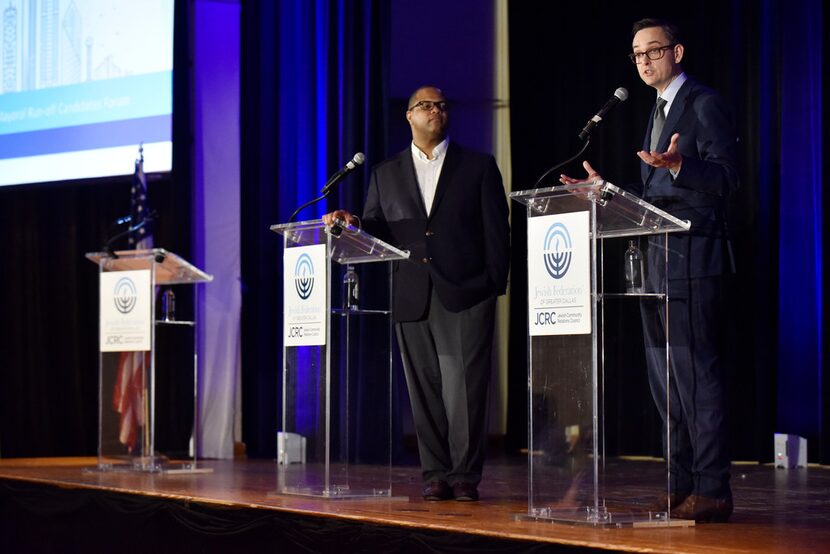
<box><xmin>510</xmin><ymin>182</ymin><xmax>692</xmax><ymax>527</ymax></box>
<box><xmin>86</xmin><ymin>248</ymin><xmax>212</xmax><ymax>473</ymax></box>
<box><xmin>270</xmin><ymin>219</ymin><xmax>409</xmax><ymax>498</ymax></box>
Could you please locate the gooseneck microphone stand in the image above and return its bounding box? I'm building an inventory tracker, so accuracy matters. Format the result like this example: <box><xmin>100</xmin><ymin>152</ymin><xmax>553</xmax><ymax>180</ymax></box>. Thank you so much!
<box><xmin>288</xmin><ymin>190</ymin><xmax>332</xmax><ymax>224</ymax></box>
<box><xmin>101</xmin><ymin>216</ymin><xmax>154</xmax><ymax>259</ymax></box>
<box><xmin>532</xmin><ymin>137</ymin><xmax>592</xmax><ymax>189</ymax></box>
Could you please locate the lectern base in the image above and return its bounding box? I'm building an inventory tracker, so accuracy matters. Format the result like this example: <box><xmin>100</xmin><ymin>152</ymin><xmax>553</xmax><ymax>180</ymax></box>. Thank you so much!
<box><xmin>83</xmin><ymin>460</ymin><xmax>214</xmax><ymax>475</ymax></box>
<box><xmin>277</xmin><ymin>461</ymin><xmax>400</xmax><ymax>500</ymax></box>
<box><xmin>271</xmin><ymin>486</ymin><xmax>407</xmax><ymax>501</ymax></box>
<box><xmin>515</xmin><ymin>506</ymin><xmax>695</xmax><ymax>528</ymax></box>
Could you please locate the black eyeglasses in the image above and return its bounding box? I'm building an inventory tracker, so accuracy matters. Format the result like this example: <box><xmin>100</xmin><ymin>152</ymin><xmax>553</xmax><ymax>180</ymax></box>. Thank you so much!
<box><xmin>628</xmin><ymin>44</ymin><xmax>677</xmax><ymax>64</ymax></box>
<box><xmin>407</xmin><ymin>100</ymin><xmax>449</xmax><ymax>112</ymax></box>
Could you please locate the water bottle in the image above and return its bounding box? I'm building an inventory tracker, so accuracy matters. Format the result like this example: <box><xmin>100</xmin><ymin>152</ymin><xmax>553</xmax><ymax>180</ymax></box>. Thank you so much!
<box><xmin>162</xmin><ymin>288</ymin><xmax>176</xmax><ymax>321</ymax></box>
<box><xmin>342</xmin><ymin>265</ymin><xmax>359</xmax><ymax>310</ymax></box>
<box><xmin>624</xmin><ymin>240</ymin><xmax>644</xmax><ymax>294</ymax></box>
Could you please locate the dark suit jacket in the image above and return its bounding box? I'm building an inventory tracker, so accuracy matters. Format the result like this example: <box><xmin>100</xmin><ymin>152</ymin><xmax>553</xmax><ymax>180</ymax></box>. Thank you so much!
<box><xmin>362</xmin><ymin>142</ymin><xmax>510</xmax><ymax>322</ymax></box>
<box><xmin>640</xmin><ymin>77</ymin><xmax>739</xmax><ymax>282</ymax></box>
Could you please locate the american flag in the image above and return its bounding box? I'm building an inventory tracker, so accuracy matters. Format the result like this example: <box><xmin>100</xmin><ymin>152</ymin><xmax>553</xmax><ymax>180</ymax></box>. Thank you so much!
<box><xmin>113</xmin><ymin>350</ymin><xmax>150</xmax><ymax>451</ymax></box>
<box><xmin>128</xmin><ymin>146</ymin><xmax>153</xmax><ymax>249</ymax></box>
<box><xmin>114</xmin><ymin>146</ymin><xmax>153</xmax><ymax>453</ymax></box>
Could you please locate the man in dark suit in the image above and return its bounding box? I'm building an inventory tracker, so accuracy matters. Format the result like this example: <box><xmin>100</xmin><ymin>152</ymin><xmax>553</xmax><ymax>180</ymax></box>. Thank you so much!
<box><xmin>324</xmin><ymin>86</ymin><xmax>510</xmax><ymax>501</ymax></box>
<box><xmin>561</xmin><ymin>19</ymin><xmax>738</xmax><ymax>522</ymax></box>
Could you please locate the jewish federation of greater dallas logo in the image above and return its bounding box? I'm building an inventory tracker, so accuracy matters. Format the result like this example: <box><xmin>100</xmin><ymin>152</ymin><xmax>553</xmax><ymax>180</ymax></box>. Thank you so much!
<box><xmin>113</xmin><ymin>277</ymin><xmax>138</xmax><ymax>314</ymax></box>
<box><xmin>543</xmin><ymin>222</ymin><xmax>573</xmax><ymax>279</ymax></box>
<box><xmin>294</xmin><ymin>253</ymin><xmax>315</xmax><ymax>299</ymax></box>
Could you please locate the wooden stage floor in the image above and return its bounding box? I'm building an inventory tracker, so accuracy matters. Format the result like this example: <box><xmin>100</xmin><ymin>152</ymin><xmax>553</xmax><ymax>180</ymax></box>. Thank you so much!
<box><xmin>1</xmin><ymin>456</ymin><xmax>829</xmax><ymax>553</ymax></box>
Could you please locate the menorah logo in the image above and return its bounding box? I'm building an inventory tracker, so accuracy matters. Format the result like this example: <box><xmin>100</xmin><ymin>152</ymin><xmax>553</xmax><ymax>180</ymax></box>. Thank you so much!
<box><xmin>113</xmin><ymin>277</ymin><xmax>138</xmax><ymax>314</ymax></box>
<box><xmin>543</xmin><ymin>222</ymin><xmax>572</xmax><ymax>280</ymax></box>
<box><xmin>294</xmin><ymin>253</ymin><xmax>315</xmax><ymax>300</ymax></box>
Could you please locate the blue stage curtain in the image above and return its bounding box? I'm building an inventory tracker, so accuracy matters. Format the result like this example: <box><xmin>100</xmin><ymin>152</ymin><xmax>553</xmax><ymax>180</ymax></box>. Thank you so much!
<box><xmin>772</xmin><ymin>0</ymin><xmax>824</xmax><ymax>456</ymax></box>
<box><xmin>240</xmin><ymin>0</ymin><xmax>389</xmax><ymax>457</ymax></box>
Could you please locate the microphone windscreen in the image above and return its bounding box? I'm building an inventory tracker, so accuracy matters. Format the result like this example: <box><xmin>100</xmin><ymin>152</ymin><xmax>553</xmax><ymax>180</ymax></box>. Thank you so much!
<box><xmin>614</xmin><ymin>87</ymin><xmax>629</xmax><ymax>102</ymax></box>
<box><xmin>353</xmin><ymin>152</ymin><xmax>366</xmax><ymax>165</ymax></box>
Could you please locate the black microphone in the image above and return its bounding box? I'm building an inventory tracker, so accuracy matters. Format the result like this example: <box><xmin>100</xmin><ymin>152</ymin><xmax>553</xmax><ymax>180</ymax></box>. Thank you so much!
<box><xmin>288</xmin><ymin>153</ymin><xmax>366</xmax><ymax>223</ymax></box>
<box><xmin>320</xmin><ymin>152</ymin><xmax>365</xmax><ymax>194</ymax></box>
<box><xmin>578</xmin><ymin>87</ymin><xmax>629</xmax><ymax>141</ymax></box>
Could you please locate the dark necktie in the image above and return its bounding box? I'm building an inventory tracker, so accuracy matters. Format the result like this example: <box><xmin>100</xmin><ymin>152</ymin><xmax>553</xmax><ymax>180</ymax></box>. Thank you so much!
<box><xmin>650</xmin><ymin>97</ymin><xmax>667</xmax><ymax>151</ymax></box>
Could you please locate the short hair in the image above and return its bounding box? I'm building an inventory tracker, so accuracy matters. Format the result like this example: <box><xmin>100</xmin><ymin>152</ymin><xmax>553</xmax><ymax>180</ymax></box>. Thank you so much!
<box><xmin>407</xmin><ymin>85</ymin><xmax>444</xmax><ymax>110</ymax></box>
<box><xmin>631</xmin><ymin>18</ymin><xmax>682</xmax><ymax>44</ymax></box>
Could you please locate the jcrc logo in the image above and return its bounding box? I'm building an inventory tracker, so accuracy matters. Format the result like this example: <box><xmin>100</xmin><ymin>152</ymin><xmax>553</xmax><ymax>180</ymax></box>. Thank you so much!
<box><xmin>543</xmin><ymin>222</ymin><xmax>572</xmax><ymax>279</ymax></box>
<box><xmin>113</xmin><ymin>277</ymin><xmax>138</xmax><ymax>314</ymax></box>
<box><xmin>294</xmin><ymin>253</ymin><xmax>315</xmax><ymax>300</ymax></box>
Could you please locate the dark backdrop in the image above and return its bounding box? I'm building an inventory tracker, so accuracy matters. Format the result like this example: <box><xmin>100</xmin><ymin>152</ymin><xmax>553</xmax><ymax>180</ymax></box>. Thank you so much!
<box><xmin>1</xmin><ymin>0</ymin><xmax>826</xmax><ymax>466</ymax></box>
<box><xmin>506</xmin><ymin>0</ymin><xmax>826</xmax><ymax>462</ymax></box>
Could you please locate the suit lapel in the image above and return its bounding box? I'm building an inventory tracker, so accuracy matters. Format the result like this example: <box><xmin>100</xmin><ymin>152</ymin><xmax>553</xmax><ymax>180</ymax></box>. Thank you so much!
<box><xmin>642</xmin><ymin>104</ymin><xmax>657</xmax><ymax>183</ymax></box>
<box><xmin>429</xmin><ymin>142</ymin><xmax>459</xmax><ymax>219</ymax></box>
<box><xmin>643</xmin><ymin>104</ymin><xmax>657</xmax><ymax>151</ymax></box>
<box><xmin>396</xmin><ymin>149</ymin><xmax>428</xmax><ymax>218</ymax></box>
<box><xmin>655</xmin><ymin>79</ymin><xmax>692</xmax><ymax>152</ymax></box>
<box><xmin>642</xmin><ymin>78</ymin><xmax>694</xmax><ymax>185</ymax></box>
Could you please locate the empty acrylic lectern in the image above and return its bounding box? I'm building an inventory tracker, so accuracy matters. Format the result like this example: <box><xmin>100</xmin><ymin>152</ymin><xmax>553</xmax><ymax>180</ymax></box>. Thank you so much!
<box><xmin>86</xmin><ymin>248</ymin><xmax>212</xmax><ymax>473</ymax></box>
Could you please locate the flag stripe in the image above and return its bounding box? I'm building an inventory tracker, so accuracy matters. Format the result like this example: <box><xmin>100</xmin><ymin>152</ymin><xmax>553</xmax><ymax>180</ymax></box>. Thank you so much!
<box><xmin>114</xmin><ymin>150</ymin><xmax>153</xmax><ymax>453</ymax></box>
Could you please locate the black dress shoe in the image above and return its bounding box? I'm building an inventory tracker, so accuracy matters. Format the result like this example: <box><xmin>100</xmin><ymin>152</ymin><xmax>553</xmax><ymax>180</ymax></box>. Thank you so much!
<box><xmin>671</xmin><ymin>494</ymin><xmax>733</xmax><ymax>523</ymax></box>
<box><xmin>422</xmin><ymin>480</ymin><xmax>452</xmax><ymax>501</ymax></box>
<box><xmin>452</xmin><ymin>482</ymin><xmax>479</xmax><ymax>502</ymax></box>
<box><xmin>646</xmin><ymin>491</ymin><xmax>690</xmax><ymax>512</ymax></box>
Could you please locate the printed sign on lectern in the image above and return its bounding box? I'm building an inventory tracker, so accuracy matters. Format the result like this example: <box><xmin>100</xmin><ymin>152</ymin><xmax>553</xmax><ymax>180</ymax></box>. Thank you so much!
<box><xmin>283</xmin><ymin>244</ymin><xmax>327</xmax><ymax>346</ymax></box>
<box><xmin>527</xmin><ymin>211</ymin><xmax>591</xmax><ymax>336</ymax></box>
<box><xmin>99</xmin><ymin>269</ymin><xmax>152</xmax><ymax>352</ymax></box>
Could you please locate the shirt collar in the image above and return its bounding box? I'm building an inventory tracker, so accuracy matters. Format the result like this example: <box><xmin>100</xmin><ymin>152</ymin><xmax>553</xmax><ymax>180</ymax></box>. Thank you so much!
<box><xmin>411</xmin><ymin>137</ymin><xmax>449</xmax><ymax>161</ymax></box>
<box><xmin>658</xmin><ymin>72</ymin><xmax>687</xmax><ymax>106</ymax></box>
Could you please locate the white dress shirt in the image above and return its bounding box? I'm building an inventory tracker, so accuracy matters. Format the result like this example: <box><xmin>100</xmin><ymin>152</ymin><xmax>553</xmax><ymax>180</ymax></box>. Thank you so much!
<box><xmin>658</xmin><ymin>71</ymin><xmax>687</xmax><ymax>119</ymax></box>
<box><xmin>411</xmin><ymin>137</ymin><xmax>449</xmax><ymax>215</ymax></box>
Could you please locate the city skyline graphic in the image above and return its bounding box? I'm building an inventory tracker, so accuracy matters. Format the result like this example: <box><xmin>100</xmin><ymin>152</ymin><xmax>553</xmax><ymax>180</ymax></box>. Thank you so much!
<box><xmin>1</xmin><ymin>0</ymin><xmax>173</xmax><ymax>95</ymax></box>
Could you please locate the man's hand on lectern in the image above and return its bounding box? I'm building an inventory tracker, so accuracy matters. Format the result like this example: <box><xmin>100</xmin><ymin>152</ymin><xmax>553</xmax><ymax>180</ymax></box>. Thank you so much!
<box><xmin>559</xmin><ymin>160</ymin><xmax>605</xmax><ymax>199</ymax></box>
<box><xmin>559</xmin><ymin>160</ymin><xmax>604</xmax><ymax>187</ymax></box>
<box><xmin>322</xmin><ymin>210</ymin><xmax>359</xmax><ymax>228</ymax></box>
